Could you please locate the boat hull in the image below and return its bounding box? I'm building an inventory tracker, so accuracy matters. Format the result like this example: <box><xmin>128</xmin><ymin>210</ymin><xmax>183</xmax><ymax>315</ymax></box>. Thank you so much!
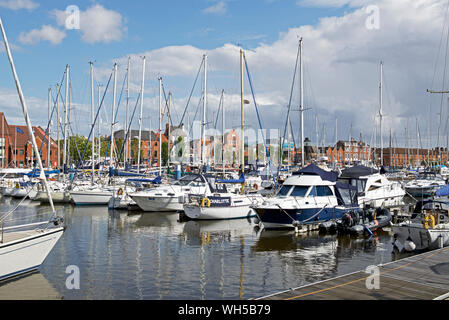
<box><xmin>0</xmin><ymin>227</ymin><xmax>64</xmax><ymax>281</ymax></box>
<box><xmin>183</xmin><ymin>204</ymin><xmax>256</xmax><ymax>220</ymax></box>
<box><xmin>254</xmin><ymin>207</ymin><xmax>349</xmax><ymax>229</ymax></box>
<box><xmin>36</xmin><ymin>191</ymin><xmax>72</xmax><ymax>204</ymax></box>
<box><xmin>70</xmin><ymin>191</ymin><xmax>113</xmax><ymax>205</ymax></box>
<box><xmin>392</xmin><ymin>223</ymin><xmax>449</xmax><ymax>251</ymax></box>
<box><xmin>131</xmin><ymin>195</ymin><xmax>184</xmax><ymax>212</ymax></box>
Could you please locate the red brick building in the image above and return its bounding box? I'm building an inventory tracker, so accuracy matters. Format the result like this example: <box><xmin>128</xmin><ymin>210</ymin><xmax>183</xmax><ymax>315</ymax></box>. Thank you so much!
<box><xmin>0</xmin><ymin>112</ymin><xmax>58</xmax><ymax>168</ymax></box>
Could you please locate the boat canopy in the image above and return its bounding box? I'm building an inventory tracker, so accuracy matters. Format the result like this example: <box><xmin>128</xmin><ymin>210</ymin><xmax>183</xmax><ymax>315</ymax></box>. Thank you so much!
<box><xmin>216</xmin><ymin>173</ymin><xmax>245</xmax><ymax>184</ymax></box>
<box><xmin>25</xmin><ymin>169</ymin><xmax>59</xmax><ymax>178</ymax></box>
<box><xmin>334</xmin><ymin>182</ymin><xmax>358</xmax><ymax>206</ymax></box>
<box><xmin>340</xmin><ymin>165</ymin><xmax>379</xmax><ymax>179</ymax></box>
<box><xmin>125</xmin><ymin>176</ymin><xmax>162</xmax><ymax>185</ymax></box>
<box><xmin>292</xmin><ymin>164</ymin><xmax>338</xmax><ymax>182</ymax></box>
<box><xmin>436</xmin><ymin>185</ymin><xmax>449</xmax><ymax>197</ymax></box>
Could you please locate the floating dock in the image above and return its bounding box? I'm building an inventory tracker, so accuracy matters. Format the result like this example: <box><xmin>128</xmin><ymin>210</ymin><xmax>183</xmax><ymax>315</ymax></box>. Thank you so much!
<box><xmin>257</xmin><ymin>247</ymin><xmax>449</xmax><ymax>300</ymax></box>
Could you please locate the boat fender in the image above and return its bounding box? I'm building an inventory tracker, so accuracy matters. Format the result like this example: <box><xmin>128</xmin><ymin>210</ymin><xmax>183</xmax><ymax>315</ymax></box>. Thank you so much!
<box><xmin>15</xmin><ymin>182</ymin><xmax>20</xmax><ymax>189</ymax></box>
<box><xmin>424</xmin><ymin>214</ymin><xmax>435</xmax><ymax>229</ymax></box>
<box><xmin>117</xmin><ymin>188</ymin><xmax>124</xmax><ymax>196</ymax></box>
<box><xmin>201</xmin><ymin>197</ymin><xmax>211</xmax><ymax>207</ymax></box>
<box><xmin>404</xmin><ymin>237</ymin><xmax>416</xmax><ymax>252</ymax></box>
<box><xmin>253</xmin><ymin>183</ymin><xmax>258</xmax><ymax>190</ymax></box>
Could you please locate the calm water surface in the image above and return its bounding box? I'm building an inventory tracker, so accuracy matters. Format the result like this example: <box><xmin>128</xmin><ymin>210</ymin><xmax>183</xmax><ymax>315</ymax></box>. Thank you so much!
<box><xmin>0</xmin><ymin>196</ymin><xmax>412</xmax><ymax>300</ymax></box>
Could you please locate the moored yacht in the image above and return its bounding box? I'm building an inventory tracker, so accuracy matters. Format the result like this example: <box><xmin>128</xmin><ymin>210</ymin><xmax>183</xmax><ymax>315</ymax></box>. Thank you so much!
<box><xmin>404</xmin><ymin>171</ymin><xmax>447</xmax><ymax>198</ymax></box>
<box><xmin>252</xmin><ymin>164</ymin><xmax>360</xmax><ymax>230</ymax></box>
<box><xmin>130</xmin><ymin>174</ymin><xmax>207</xmax><ymax>212</ymax></box>
<box><xmin>183</xmin><ymin>174</ymin><xmax>264</xmax><ymax>220</ymax></box>
<box><xmin>338</xmin><ymin>165</ymin><xmax>405</xmax><ymax>209</ymax></box>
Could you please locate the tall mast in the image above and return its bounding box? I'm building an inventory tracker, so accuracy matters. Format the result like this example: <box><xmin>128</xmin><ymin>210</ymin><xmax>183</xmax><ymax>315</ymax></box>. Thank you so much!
<box><xmin>137</xmin><ymin>57</ymin><xmax>145</xmax><ymax>172</ymax></box>
<box><xmin>90</xmin><ymin>62</ymin><xmax>95</xmax><ymax>184</ymax></box>
<box><xmin>48</xmin><ymin>87</ymin><xmax>51</xmax><ymax>170</ymax></box>
<box><xmin>315</xmin><ymin>114</ymin><xmax>318</xmax><ymax>159</ymax></box>
<box><xmin>240</xmin><ymin>49</ymin><xmax>244</xmax><ymax>174</ymax></box>
<box><xmin>97</xmin><ymin>84</ymin><xmax>101</xmax><ymax>169</ymax></box>
<box><xmin>0</xmin><ymin>17</ymin><xmax>56</xmax><ymax>213</ymax></box>
<box><xmin>125</xmin><ymin>57</ymin><xmax>130</xmax><ymax>165</ymax></box>
<box><xmin>56</xmin><ymin>83</ymin><xmax>60</xmax><ymax>171</ymax></box>
<box><xmin>158</xmin><ymin>77</ymin><xmax>162</xmax><ymax>176</ymax></box>
<box><xmin>110</xmin><ymin>63</ymin><xmax>117</xmax><ymax>168</ymax></box>
<box><xmin>202</xmin><ymin>54</ymin><xmax>207</xmax><ymax>167</ymax></box>
<box><xmin>167</xmin><ymin>91</ymin><xmax>172</xmax><ymax>170</ymax></box>
<box><xmin>63</xmin><ymin>64</ymin><xmax>69</xmax><ymax>176</ymax></box>
<box><xmin>221</xmin><ymin>89</ymin><xmax>225</xmax><ymax>174</ymax></box>
<box><xmin>299</xmin><ymin>38</ymin><xmax>305</xmax><ymax>167</ymax></box>
<box><xmin>379</xmin><ymin>61</ymin><xmax>383</xmax><ymax>166</ymax></box>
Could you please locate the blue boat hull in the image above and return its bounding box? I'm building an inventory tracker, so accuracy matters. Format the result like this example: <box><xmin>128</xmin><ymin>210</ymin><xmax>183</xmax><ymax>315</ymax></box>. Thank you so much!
<box><xmin>254</xmin><ymin>207</ymin><xmax>358</xmax><ymax>229</ymax></box>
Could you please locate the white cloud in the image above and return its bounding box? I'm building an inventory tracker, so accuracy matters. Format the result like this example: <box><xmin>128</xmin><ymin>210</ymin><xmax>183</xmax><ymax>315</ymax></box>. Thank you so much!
<box><xmin>52</xmin><ymin>4</ymin><xmax>125</xmax><ymax>44</ymax></box>
<box><xmin>202</xmin><ymin>1</ymin><xmax>227</xmax><ymax>15</ymax></box>
<box><xmin>18</xmin><ymin>25</ymin><xmax>66</xmax><ymax>45</ymax></box>
<box><xmin>0</xmin><ymin>0</ymin><xmax>38</xmax><ymax>10</ymax></box>
<box><xmin>297</xmin><ymin>0</ymin><xmax>371</xmax><ymax>8</ymax></box>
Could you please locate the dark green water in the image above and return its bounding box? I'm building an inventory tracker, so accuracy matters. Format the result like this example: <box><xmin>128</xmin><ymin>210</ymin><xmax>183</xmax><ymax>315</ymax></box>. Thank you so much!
<box><xmin>0</xmin><ymin>196</ymin><xmax>412</xmax><ymax>300</ymax></box>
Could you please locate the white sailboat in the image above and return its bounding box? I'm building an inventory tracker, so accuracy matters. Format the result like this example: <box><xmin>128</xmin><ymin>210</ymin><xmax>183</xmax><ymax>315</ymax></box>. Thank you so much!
<box><xmin>0</xmin><ymin>17</ymin><xmax>64</xmax><ymax>281</ymax></box>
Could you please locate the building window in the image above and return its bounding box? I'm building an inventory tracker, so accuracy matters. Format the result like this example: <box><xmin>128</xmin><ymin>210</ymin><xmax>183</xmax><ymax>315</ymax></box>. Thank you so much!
<box><xmin>20</xmin><ymin>149</ymin><xmax>24</xmax><ymax>155</ymax></box>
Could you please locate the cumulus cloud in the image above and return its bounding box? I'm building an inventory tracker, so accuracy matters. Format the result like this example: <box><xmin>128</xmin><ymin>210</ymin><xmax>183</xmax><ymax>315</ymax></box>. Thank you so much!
<box><xmin>52</xmin><ymin>4</ymin><xmax>126</xmax><ymax>44</ymax></box>
<box><xmin>0</xmin><ymin>0</ymin><xmax>38</xmax><ymax>10</ymax></box>
<box><xmin>18</xmin><ymin>25</ymin><xmax>66</xmax><ymax>45</ymax></box>
<box><xmin>202</xmin><ymin>1</ymin><xmax>227</xmax><ymax>15</ymax></box>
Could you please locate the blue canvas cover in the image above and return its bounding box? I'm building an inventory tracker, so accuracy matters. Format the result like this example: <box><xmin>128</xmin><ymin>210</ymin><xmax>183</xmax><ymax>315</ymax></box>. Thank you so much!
<box><xmin>293</xmin><ymin>164</ymin><xmax>338</xmax><ymax>182</ymax></box>
<box><xmin>340</xmin><ymin>165</ymin><xmax>379</xmax><ymax>179</ymax></box>
<box><xmin>436</xmin><ymin>185</ymin><xmax>449</xmax><ymax>197</ymax></box>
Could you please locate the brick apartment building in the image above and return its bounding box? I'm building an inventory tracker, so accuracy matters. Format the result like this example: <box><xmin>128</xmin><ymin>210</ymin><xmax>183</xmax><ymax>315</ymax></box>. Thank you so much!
<box><xmin>0</xmin><ymin>112</ymin><xmax>58</xmax><ymax>168</ymax></box>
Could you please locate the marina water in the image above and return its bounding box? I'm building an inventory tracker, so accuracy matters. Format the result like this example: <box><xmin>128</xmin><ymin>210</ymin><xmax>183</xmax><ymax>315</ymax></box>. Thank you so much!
<box><xmin>0</xmin><ymin>196</ymin><xmax>413</xmax><ymax>300</ymax></box>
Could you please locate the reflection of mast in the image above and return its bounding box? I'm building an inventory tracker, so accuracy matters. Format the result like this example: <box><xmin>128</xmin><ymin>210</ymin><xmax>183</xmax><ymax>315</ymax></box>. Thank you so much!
<box><xmin>239</xmin><ymin>236</ymin><xmax>245</xmax><ymax>299</ymax></box>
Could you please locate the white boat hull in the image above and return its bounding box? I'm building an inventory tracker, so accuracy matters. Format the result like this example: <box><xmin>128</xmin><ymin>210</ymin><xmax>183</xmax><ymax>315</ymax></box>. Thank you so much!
<box><xmin>36</xmin><ymin>191</ymin><xmax>72</xmax><ymax>203</ymax></box>
<box><xmin>0</xmin><ymin>227</ymin><xmax>64</xmax><ymax>281</ymax></box>
<box><xmin>70</xmin><ymin>191</ymin><xmax>113</xmax><ymax>205</ymax></box>
<box><xmin>183</xmin><ymin>204</ymin><xmax>256</xmax><ymax>220</ymax></box>
<box><xmin>131</xmin><ymin>195</ymin><xmax>184</xmax><ymax>212</ymax></box>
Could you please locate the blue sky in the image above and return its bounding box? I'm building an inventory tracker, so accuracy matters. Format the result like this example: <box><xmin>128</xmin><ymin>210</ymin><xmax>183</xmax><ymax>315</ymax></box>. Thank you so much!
<box><xmin>1</xmin><ymin>0</ymin><xmax>449</xmax><ymax>149</ymax></box>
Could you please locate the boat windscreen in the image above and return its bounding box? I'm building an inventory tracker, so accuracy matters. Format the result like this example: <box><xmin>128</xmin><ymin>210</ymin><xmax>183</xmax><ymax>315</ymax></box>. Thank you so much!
<box><xmin>277</xmin><ymin>185</ymin><xmax>292</xmax><ymax>197</ymax></box>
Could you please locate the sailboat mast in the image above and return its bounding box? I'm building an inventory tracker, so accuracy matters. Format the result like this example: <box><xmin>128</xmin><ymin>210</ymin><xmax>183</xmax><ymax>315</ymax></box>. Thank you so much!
<box><xmin>202</xmin><ymin>54</ymin><xmax>207</xmax><ymax>168</ymax></box>
<box><xmin>110</xmin><ymin>63</ymin><xmax>117</xmax><ymax>169</ymax></box>
<box><xmin>158</xmin><ymin>77</ymin><xmax>162</xmax><ymax>176</ymax></box>
<box><xmin>63</xmin><ymin>64</ymin><xmax>69</xmax><ymax>176</ymax></box>
<box><xmin>379</xmin><ymin>61</ymin><xmax>383</xmax><ymax>167</ymax></box>
<box><xmin>48</xmin><ymin>87</ymin><xmax>51</xmax><ymax>170</ymax></box>
<box><xmin>299</xmin><ymin>38</ymin><xmax>305</xmax><ymax>167</ymax></box>
<box><xmin>125</xmin><ymin>57</ymin><xmax>130</xmax><ymax>166</ymax></box>
<box><xmin>240</xmin><ymin>49</ymin><xmax>244</xmax><ymax>174</ymax></box>
<box><xmin>56</xmin><ymin>84</ymin><xmax>60</xmax><ymax>171</ymax></box>
<box><xmin>0</xmin><ymin>17</ymin><xmax>56</xmax><ymax>213</ymax></box>
<box><xmin>90</xmin><ymin>62</ymin><xmax>95</xmax><ymax>183</ymax></box>
<box><xmin>221</xmin><ymin>89</ymin><xmax>225</xmax><ymax>174</ymax></box>
<box><xmin>137</xmin><ymin>57</ymin><xmax>145</xmax><ymax>172</ymax></box>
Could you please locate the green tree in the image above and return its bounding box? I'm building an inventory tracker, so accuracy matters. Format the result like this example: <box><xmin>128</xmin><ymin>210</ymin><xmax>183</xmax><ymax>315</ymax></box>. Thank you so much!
<box><xmin>162</xmin><ymin>141</ymin><xmax>169</xmax><ymax>165</ymax></box>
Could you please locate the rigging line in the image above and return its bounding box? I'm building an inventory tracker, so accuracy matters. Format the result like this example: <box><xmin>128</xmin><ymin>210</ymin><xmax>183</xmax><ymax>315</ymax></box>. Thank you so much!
<box><xmin>243</xmin><ymin>52</ymin><xmax>277</xmax><ymax>188</ymax></box>
<box><xmin>180</xmin><ymin>95</ymin><xmax>204</xmax><ymax>160</ymax></box>
<box><xmin>178</xmin><ymin>57</ymin><xmax>205</xmax><ymax>127</ymax></box>
<box><xmin>214</xmin><ymin>90</ymin><xmax>224</xmax><ymax>130</ymax></box>
<box><xmin>279</xmin><ymin>39</ymin><xmax>300</xmax><ymax>180</ymax></box>
<box><xmin>117</xmin><ymin>92</ymin><xmax>141</xmax><ymax>164</ymax></box>
<box><xmin>72</xmin><ymin>71</ymin><xmax>113</xmax><ymax>182</ymax></box>
<box><xmin>438</xmin><ymin>22</ymin><xmax>449</xmax><ymax>150</ymax></box>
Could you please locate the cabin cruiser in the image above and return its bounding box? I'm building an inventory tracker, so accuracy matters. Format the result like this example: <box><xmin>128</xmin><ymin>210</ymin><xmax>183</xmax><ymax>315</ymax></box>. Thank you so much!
<box><xmin>69</xmin><ymin>184</ymin><xmax>116</xmax><ymax>205</ymax></box>
<box><xmin>393</xmin><ymin>187</ymin><xmax>449</xmax><ymax>252</ymax></box>
<box><xmin>183</xmin><ymin>174</ymin><xmax>264</xmax><ymax>220</ymax></box>
<box><xmin>0</xmin><ymin>169</ymin><xmax>31</xmax><ymax>197</ymax></box>
<box><xmin>108</xmin><ymin>177</ymin><xmax>162</xmax><ymax>210</ymax></box>
<box><xmin>338</xmin><ymin>165</ymin><xmax>405</xmax><ymax>209</ymax></box>
<box><xmin>252</xmin><ymin>164</ymin><xmax>361</xmax><ymax>230</ymax></box>
<box><xmin>404</xmin><ymin>172</ymin><xmax>447</xmax><ymax>198</ymax></box>
<box><xmin>130</xmin><ymin>174</ymin><xmax>208</xmax><ymax>212</ymax></box>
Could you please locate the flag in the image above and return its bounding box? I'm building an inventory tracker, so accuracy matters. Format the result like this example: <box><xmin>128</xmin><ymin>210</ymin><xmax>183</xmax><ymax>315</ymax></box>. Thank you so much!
<box><xmin>16</xmin><ymin>127</ymin><xmax>24</xmax><ymax>134</ymax></box>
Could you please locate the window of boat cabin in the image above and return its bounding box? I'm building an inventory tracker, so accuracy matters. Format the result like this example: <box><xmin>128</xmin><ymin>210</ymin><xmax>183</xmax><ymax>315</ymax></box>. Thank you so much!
<box><xmin>277</xmin><ymin>185</ymin><xmax>293</xmax><ymax>197</ymax></box>
<box><xmin>290</xmin><ymin>186</ymin><xmax>309</xmax><ymax>197</ymax></box>
<box><xmin>308</xmin><ymin>186</ymin><xmax>332</xmax><ymax>197</ymax></box>
<box><xmin>342</xmin><ymin>178</ymin><xmax>366</xmax><ymax>193</ymax></box>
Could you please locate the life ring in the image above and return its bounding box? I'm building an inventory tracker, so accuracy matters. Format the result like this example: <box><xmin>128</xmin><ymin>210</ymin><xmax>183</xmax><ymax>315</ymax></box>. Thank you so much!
<box><xmin>424</xmin><ymin>214</ymin><xmax>436</xmax><ymax>229</ymax></box>
<box><xmin>117</xmin><ymin>188</ymin><xmax>124</xmax><ymax>196</ymax></box>
<box><xmin>253</xmin><ymin>183</ymin><xmax>258</xmax><ymax>190</ymax></box>
<box><xmin>201</xmin><ymin>197</ymin><xmax>211</xmax><ymax>207</ymax></box>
